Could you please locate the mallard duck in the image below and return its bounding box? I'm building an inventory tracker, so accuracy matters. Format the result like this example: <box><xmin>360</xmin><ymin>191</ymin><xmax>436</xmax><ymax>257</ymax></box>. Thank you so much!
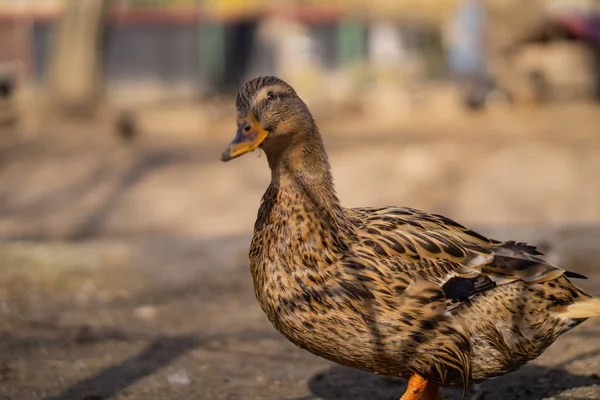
<box><xmin>220</xmin><ymin>76</ymin><xmax>600</xmax><ymax>400</ymax></box>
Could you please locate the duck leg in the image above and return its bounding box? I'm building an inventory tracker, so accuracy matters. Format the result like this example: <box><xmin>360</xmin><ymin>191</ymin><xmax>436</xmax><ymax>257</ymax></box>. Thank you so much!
<box><xmin>423</xmin><ymin>382</ymin><xmax>444</xmax><ymax>400</ymax></box>
<box><xmin>399</xmin><ymin>373</ymin><xmax>428</xmax><ymax>400</ymax></box>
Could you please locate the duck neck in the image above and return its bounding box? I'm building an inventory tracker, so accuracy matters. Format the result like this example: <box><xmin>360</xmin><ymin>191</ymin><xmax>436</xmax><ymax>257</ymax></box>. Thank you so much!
<box><xmin>263</xmin><ymin>126</ymin><xmax>346</xmax><ymax>227</ymax></box>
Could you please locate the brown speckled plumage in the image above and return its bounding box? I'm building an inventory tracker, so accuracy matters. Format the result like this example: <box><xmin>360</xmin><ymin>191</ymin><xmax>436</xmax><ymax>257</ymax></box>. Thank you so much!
<box><xmin>222</xmin><ymin>76</ymin><xmax>600</xmax><ymax>399</ymax></box>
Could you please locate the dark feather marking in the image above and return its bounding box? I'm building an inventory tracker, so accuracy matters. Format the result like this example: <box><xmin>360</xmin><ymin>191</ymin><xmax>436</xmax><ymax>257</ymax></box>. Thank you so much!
<box><xmin>345</xmin><ymin>261</ymin><xmax>366</xmax><ymax>271</ymax></box>
<box><xmin>382</xmin><ymin>236</ymin><xmax>406</xmax><ymax>254</ymax></box>
<box><xmin>409</xmin><ymin>330</ymin><xmax>428</xmax><ymax>345</ymax></box>
<box><xmin>465</xmin><ymin>229</ymin><xmax>496</xmax><ymax>243</ymax></box>
<box><xmin>405</xmin><ymin>219</ymin><xmax>426</xmax><ymax>229</ymax></box>
<box><xmin>412</xmin><ymin>233</ymin><xmax>442</xmax><ymax>254</ymax></box>
<box><xmin>395</xmin><ymin>233</ymin><xmax>418</xmax><ymax>254</ymax></box>
<box><xmin>374</xmin><ymin>223</ymin><xmax>395</xmax><ymax>231</ymax></box>
<box><xmin>440</xmin><ymin>240</ymin><xmax>466</xmax><ymax>258</ymax></box>
<box><xmin>357</xmin><ymin>274</ymin><xmax>376</xmax><ymax>282</ymax></box>
<box><xmin>388</xmin><ymin>209</ymin><xmax>415</xmax><ymax>216</ymax></box>
<box><xmin>494</xmin><ymin>256</ymin><xmax>539</xmax><ymax>271</ymax></box>
<box><xmin>363</xmin><ymin>239</ymin><xmax>388</xmax><ymax>256</ymax></box>
<box><xmin>564</xmin><ymin>271</ymin><xmax>588</xmax><ymax>280</ymax></box>
<box><xmin>340</xmin><ymin>281</ymin><xmax>375</xmax><ymax>300</ymax></box>
<box><xmin>367</xmin><ymin>228</ymin><xmax>381</xmax><ymax>236</ymax></box>
<box><xmin>502</xmin><ymin>240</ymin><xmax>544</xmax><ymax>255</ymax></box>
<box><xmin>442</xmin><ymin>276</ymin><xmax>497</xmax><ymax>303</ymax></box>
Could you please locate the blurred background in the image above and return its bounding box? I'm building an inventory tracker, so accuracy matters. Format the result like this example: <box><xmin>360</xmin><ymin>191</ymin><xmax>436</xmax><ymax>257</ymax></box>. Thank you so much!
<box><xmin>1</xmin><ymin>1</ymin><xmax>600</xmax><ymax>400</ymax></box>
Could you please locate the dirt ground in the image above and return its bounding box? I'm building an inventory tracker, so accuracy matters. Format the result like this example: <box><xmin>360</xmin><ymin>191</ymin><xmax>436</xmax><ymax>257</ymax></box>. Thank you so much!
<box><xmin>1</xmin><ymin>101</ymin><xmax>600</xmax><ymax>400</ymax></box>
<box><xmin>0</xmin><ymin>238</ymin><xmax>599</xmax><ymax>400</ymax></box>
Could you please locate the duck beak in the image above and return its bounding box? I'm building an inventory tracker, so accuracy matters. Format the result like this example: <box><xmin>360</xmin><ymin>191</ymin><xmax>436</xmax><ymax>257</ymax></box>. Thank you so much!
<box><xmin>220</xmin><ymin>113</ymin><xmax>269</xmax><ymax>162</ymax></box>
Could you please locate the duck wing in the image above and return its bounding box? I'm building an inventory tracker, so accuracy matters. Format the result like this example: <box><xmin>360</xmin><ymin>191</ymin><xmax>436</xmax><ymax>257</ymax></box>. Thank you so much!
<box><xmin>347</xmin><ymin>206</ymin><xmax>581</xmax><ymax>304</ymax></box>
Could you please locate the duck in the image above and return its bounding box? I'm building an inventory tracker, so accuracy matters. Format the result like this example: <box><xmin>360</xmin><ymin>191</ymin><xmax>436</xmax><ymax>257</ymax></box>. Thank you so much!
<box><xmin>220</xmin><ymin>76</ymin><xmax>600</xmax><ymax>400</ymax></box>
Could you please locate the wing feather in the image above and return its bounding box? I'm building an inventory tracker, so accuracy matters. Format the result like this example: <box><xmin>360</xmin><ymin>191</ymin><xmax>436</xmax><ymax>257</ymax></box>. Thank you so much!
<box><xmin>349</xmin><ymin>206</ymin><xmax>574</xmax><ymax>306</ymax></box>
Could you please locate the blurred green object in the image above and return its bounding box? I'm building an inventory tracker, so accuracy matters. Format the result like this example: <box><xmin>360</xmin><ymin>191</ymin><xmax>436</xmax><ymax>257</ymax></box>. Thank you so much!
<box><xmin>338</xmin><ymin>18</ymin><xmax>365</xmax><ymax>66</ymax></box>
<box><xmin>198</xmin><ymin>21</ymin><xmax>226</xmax><ymax>89</ymax></box>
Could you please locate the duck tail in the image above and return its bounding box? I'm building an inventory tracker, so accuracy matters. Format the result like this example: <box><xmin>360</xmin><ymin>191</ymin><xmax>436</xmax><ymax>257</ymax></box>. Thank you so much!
<box><xmin>561</xmin><ymin>297</ymin><xmax>600</xmax><ymax>319</ymax></box>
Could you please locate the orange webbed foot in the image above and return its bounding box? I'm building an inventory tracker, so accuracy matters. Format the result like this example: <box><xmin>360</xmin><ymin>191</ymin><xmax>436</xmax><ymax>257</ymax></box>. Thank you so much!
<box><xmin>399</xmin><ymin>374</ymin><xmax>445</xmax><ymax>400</ymax></box>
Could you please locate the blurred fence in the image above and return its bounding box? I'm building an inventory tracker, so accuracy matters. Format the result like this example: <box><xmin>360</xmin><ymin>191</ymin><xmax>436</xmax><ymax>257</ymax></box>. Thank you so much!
<box><xmin>0</xmin><ymin>0</ymin><xmax>599</xmax><ymax>111</ymax></box>
<box><xmin>0</xmin><ymin>0</ymin><xmax>459</xmax><ymax>93</ymax></box>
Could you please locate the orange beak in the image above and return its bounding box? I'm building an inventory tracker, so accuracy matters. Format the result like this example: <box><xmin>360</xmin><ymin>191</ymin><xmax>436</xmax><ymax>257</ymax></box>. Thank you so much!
<box><xmin>220</xmin><ymin>113</ymin><xmax>268</xmax><ymax>162</ymax></box>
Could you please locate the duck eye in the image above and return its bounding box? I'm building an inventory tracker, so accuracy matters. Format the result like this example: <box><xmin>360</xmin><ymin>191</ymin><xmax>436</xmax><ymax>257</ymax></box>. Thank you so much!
<box><xmin>266</xmin><ymin>91</ymin><xmax>276</xmax><ymax>101</ymax></box>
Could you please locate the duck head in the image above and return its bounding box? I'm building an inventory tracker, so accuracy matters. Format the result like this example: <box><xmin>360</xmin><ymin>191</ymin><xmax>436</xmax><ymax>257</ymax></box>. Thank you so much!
<box><xmin>220</xmin><ymin>76</ymin><xmax>316</xmax><ymax>163</ymax></box>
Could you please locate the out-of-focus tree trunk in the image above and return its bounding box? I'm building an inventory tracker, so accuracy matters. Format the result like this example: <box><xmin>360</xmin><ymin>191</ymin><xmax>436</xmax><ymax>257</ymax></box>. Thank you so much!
<box><xmin>45</xmin><ymin>0</ymin><xmax>109</xmax><ymax>119</ymax></box>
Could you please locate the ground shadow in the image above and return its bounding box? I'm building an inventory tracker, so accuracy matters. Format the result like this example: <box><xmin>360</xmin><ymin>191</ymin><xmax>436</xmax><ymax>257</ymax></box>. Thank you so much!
<box><xmin>43</xmin><ymin>335</ymin><xmax>199</xmax><ymax>400</ymax></box>
<box><xmin>24</xmin><ymin>326</ymin><xmax>287</xmax><ymax>400</ymax></box>
<box><xmin>297</xmin><ymin>364</ymin><xmax>600</xmax><ymax>400</ymax></box>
